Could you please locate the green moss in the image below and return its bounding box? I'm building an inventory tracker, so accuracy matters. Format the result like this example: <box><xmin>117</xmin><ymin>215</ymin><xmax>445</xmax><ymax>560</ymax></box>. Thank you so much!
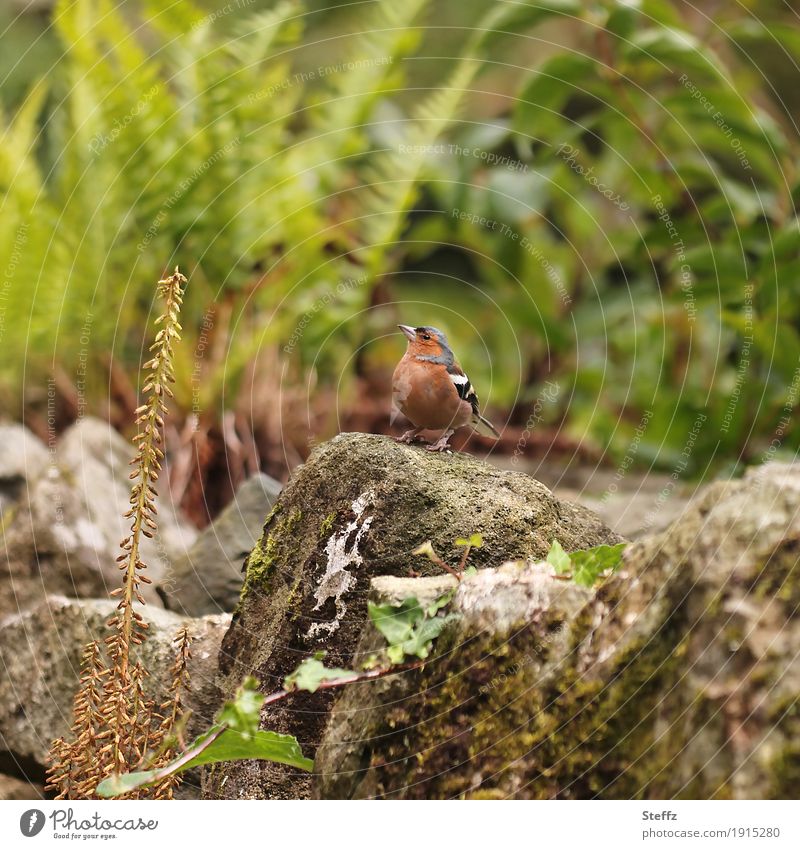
<box><xmin>765</xmin><ymin>694</ymin><xmax>800</xmax><ymax>797</ymax></box>
<box><xmin>748</xmin><ymin>540</ymin><xmax>800</xmax><ymax>613</ymax></box>
<box><xmin>769</xmin><ymin>743</ymin><xmax>800</xmax><ymax>797</ymax></box>
<box><xmin>363</xmin><ymin>578</ymin><xmax>688</xmax><ymax>799</ymax></box>
<box><xmin>240</xmin><ymin>508</ymin><xmax>302</xmax><ymax>600</ymax></box>
<box><xmin>319</xmin><ymin>512</ymin><xmax>337</xmax><ymax>539</ymax></box>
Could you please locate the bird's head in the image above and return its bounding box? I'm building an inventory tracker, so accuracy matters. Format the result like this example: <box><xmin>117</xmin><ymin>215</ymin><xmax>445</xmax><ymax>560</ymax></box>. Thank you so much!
<box><xmin>398</xmin><ymin>325</ymin><xmax>453</xmax><ymax>363</ymax></box>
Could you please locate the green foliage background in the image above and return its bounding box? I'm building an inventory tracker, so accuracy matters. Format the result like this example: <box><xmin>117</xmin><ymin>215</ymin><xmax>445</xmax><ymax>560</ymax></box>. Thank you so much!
<box><xmin>2</xmin><ymin>0</ymin><xmax>800</xmax><ymax>480</ymax></box>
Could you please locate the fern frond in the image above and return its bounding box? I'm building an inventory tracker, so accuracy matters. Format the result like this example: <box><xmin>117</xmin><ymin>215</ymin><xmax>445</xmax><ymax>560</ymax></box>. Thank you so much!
<box><xmin>227</xmin><ymin>0</ymin><xmax>303</xmax><ymax>68</ymax></box>
<box><xmin>0</xmin><ymin>80</ymin><xmax>48</xmax><ymax>202</ymax></box>
<box><xmin>353</xmin><ymin>4</ymin><xmax>521</xmax><ymax>276</ymax></box>
<box><xmin>310</xmin><ymin>0</ymin><xmax>428</xmax><ymax>136</ymax></box>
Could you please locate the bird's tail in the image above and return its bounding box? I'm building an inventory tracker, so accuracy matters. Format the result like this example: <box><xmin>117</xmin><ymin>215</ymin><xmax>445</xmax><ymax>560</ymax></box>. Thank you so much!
<box><xmin>471</xmin><ymin>413</ymin><xmax>500</xmax><ymax>439</ymax></box>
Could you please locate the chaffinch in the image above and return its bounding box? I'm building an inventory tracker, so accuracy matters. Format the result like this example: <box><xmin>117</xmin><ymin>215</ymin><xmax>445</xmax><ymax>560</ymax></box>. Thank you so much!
<box><xmin>392</xmin><ymin>324</ymin><xmax>501</xmax><ymax>452</ymax></box>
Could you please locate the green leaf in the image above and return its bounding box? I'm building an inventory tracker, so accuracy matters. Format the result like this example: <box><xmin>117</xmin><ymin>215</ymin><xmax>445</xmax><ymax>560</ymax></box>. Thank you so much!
<box><xmin>387</xmin><ymin>644</ymin><xmax>406</xmax><ymax>664</ymax></box>
<box><xmin>569</xmin><ymin>543</ymin><xmax>628</xmax><ymax>587</ymax></box>
<box><xmin>369</xmin><ymin>595</ymin><xmax>457</xmax><ymax>663</ymax></box>
<box><xmin>514</xmin><ymin>53</ymin><xmax>599</xmax><ymax>141</ymax></box>
<box><xmin>455</xmin><ymin>532</ymin><xmax>483</xmax><ymax>548</ymax></box>
<box><xmin>546</xmin><ymin>539</ymin><xmax>572</xmax><ymax>575</ymax></box>
<box><xmin>96</xmin><ymin>678</ymin><xmax>312</xmax><ymax>797</ymax></box>
<box><xmin>546</xmin><ymin>541</ymin><xmax>627</xmax><ymax>587</ymax></box>
<box><xmin>216</xmin><ymin>675</ymin><xmax>263</xmax><ymax>736</ymax></box>
<box><xmin>368</xmin><ymin>597</ymin><xmax>426</xmax><ymax>645</ymax></box>
<box><xmin>623</xmin><ymin>27</ymin><xmax>724</xmax><ymax>83</ymax></box>
<box><xmin>96</xmin><ymin>726</ymin><xmax>312</xmax><ymax>797</ymax></box>
<box><xmin>400</xmin><ymin>614</ymin><xmax>458</xmax><ymax>659</ymax></box>
<box><xmin>284</xmin><ymin>657</ymin><xmax>355</xmax><ymax>694</ymax></box>
<box><xmin>480</xmin><ymin>0</ymin><xmax>581</xmax><ymax>51</ymax></box>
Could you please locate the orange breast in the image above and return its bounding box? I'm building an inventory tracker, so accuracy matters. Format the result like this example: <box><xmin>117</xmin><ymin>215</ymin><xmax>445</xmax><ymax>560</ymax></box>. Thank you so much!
<box><xmin>392</xmin><ymin>357</ymin><xmax>471</xmax><ymax>429</ymax></box>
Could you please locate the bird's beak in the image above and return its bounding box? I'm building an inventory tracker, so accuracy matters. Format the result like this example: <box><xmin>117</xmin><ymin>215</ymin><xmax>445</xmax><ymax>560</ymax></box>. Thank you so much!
<box><xmin>398</xmin><ymin>324</ymin><xmax>416</xmax><ymax>341</ymax></box>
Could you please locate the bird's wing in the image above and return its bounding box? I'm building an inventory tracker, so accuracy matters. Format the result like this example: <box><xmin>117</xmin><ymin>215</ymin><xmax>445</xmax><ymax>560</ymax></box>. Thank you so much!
<box><xmin>447</xmin><ymin>361</ymin><xmax>480</xmax><ymax>416</ymax></box>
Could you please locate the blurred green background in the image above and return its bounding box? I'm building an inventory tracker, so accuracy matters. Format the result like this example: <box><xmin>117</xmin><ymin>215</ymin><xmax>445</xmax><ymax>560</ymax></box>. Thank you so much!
<box><xmin>2</xmin><ymin>0</ymin><xmax>800</xmax><ymax>521</ymax></box>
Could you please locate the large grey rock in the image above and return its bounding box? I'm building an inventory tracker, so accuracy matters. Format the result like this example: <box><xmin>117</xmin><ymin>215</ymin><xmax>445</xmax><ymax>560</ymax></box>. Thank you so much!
<box><xmin>58</xmin><ymin>417</ymin><xmax>197</xmax><ymax>567</ymax></box>
<box><xmin>0</xmin><ymin>595</ymin><xmax>230</xmax><ymax>786</ymax></box>
<box><xmin>0</xmin><ymin>423</ymin><xmax>49</xmax><ymax>516</ymax></box>
<box><xmin>202</xmin><ymin>432</ymin><xmax>620</xmax><ymax>799</ymax></box>
<box><xmin>161</xmin><ymin>473</ymin><xmax>282</xmax><ymax>616</ymax></box>
<box><xmin>0</xmin><ymin>417</ymin><xmax>196</xmax><ymax>616</ymax></box>
<box><xmin>314</xmin><ymin>462</ymin><xmax>800</xmax><ymax>799</ymax></box>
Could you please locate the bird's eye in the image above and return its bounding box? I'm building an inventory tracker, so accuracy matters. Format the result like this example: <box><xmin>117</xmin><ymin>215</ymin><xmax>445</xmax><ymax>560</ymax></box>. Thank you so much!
<box><xmin>422</xmin><ymin>334</ymin><xmax>431</xmax><ymax>341</ymax></box>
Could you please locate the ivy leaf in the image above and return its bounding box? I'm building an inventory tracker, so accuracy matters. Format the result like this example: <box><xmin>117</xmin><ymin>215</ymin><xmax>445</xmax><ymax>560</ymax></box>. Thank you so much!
<box><xmin>368</xmin><ymin>597</ymin><xmax>425</xmax><ymax>645</ymax></box>
<box><xmin>216</xmin><ymin>675</ymin><xmax>263</xmax><ymax>737</ymax></box>
<box><xmin>546</xmin><ymin>539</ymin><xmax>572</xmax><ymax>575</ymax></box>
<box><xmin>569</xmin><ymin>543</ymin><xmax>627</xmax><ymax>587</ymax></box>
<box><xmin>401</xmin><ymin>614</ymin><xmax>458</xmax><ymax>659</ymax></box>
<box><xmin>548</xmin><ymin>542</ymin><xmax>627</xmax><ymax>587</ymax></box>
<box><xmin>284</xmin><ymin>657</ymin><xmax>355</xmax><ymax>693</ymax></box>
<box><xmin>387</xmin><ymin>644</ymin><xmax>406</xmax><ymax>664</ymax></box>
<box><xmin>369</xmin><ymin>595</ymin><xmax>458</xmax><ymax>663</ymax></box>
<box><xmin>546</xmin><ymin>540</ymin><xmax>627</xmax><ymax>587</ymax></box>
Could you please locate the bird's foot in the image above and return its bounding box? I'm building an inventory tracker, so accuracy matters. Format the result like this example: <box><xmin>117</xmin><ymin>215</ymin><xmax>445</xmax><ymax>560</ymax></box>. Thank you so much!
<box><xmin>395</xmin><ymin>428</ymin><xmax>423</xmax><ymax>444</ymax></box>
<box><xmin>426</xmin><ymin>430</ymin><xmax>455</xmax><ymax>452</ymax></box>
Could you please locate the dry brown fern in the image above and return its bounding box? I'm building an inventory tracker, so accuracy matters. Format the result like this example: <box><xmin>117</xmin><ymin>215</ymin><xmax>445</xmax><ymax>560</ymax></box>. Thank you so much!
<box><xmin>46</xmin><ymin>268</ymin><xmax>191</xmax><ymax>800</ymax></box>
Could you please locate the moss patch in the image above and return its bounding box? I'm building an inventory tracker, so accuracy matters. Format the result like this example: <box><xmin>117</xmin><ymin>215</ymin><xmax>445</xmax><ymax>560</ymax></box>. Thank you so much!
<box><xmin>747</xmin><ymin>539</ymin><xmax>800</xmax><ymax>615</ymax></box>
<box><xmin>318</xmin><ymin>512</ymin><xmax>337</xmax><ymax>539</ymax></box>
<box><xmin>240</xmin><ymin>508</ymin><xmax>302</xmax><ymax>600</ymax></box>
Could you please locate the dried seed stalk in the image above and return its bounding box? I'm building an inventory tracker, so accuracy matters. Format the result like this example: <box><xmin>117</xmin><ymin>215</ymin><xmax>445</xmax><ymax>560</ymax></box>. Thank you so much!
<box><xmin>46</xmin><ymin>269</ymin><xmax>190</xmax><ymax>800</ymax></box>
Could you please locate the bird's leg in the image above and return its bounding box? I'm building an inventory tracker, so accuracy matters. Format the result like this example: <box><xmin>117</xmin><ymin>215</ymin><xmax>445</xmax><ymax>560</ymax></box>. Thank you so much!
<box><xmin>426</xmin><ymin>429</ymin><xmax>455</xmax><ymax>452</ymax></box>
<box><xmin>395</xmin><ymin>426</ymin><xmax>424</xmax><ymax>444</ymax></box>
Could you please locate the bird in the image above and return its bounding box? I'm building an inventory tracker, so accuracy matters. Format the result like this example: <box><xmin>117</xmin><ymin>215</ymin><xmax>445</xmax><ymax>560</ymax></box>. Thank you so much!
<box><xmin>392</xmin><ymin>324</ymin><xmax>501</xmax><ymax>452</ymax></box>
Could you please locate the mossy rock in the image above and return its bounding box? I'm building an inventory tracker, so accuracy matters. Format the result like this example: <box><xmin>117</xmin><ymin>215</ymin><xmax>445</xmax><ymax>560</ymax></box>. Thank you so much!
<box><xmin>314</xmin><ymin>463</ymin><xmax>800</xmax><ymax>799</ymax></box>
<box><xmin>203</xmin><ymin>433</ymin><xmax>620</xmax><ymax>799</ymax></box>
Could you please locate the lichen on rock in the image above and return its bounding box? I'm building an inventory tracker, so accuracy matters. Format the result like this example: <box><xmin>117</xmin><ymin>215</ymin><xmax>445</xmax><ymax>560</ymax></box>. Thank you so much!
<box><xmin>308</xmin><ymin>490</ymin><xmax>374</xmax><ymax>640</ymax></box>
